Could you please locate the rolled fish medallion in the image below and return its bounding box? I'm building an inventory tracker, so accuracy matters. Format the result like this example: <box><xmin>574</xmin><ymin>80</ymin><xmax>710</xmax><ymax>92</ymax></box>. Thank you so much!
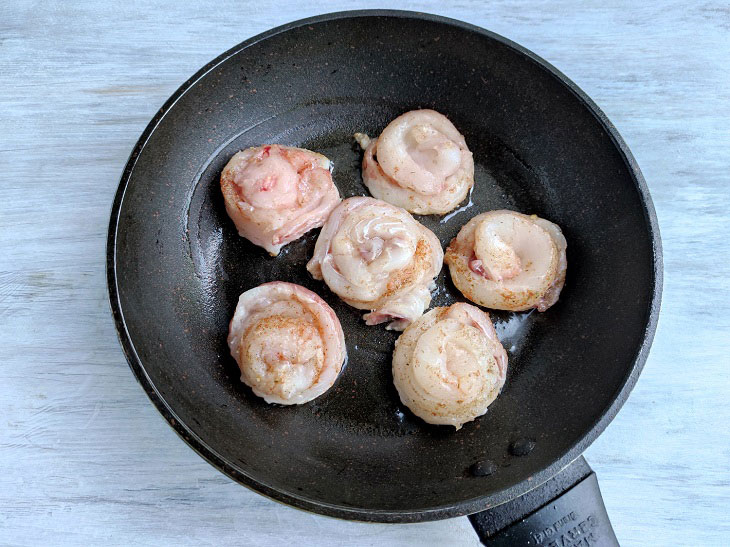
<box><xmin>392</xmin><ymin>303</ymin><xmax>508</xmax><ymax>429</ymax></box>
<box><xmin>220</xmin><ymin>144</ymin><xmax>341</xmax><ymax>256</ymax></box>
<box><xmin>355</xmin><ymin>109</ymin><xmax>474</xmax><ymax>215</ymax></box>
<box><xmin>306</xmin><ymin>197</ymin><xmax>443</xmax><ymax>331</ymax></box>
<box><xmin>445</xmin><ymin>210</ymin><xmax>567</xmax><ymax>311</ymax></box>
<box><xmin>227</xmin><ymin>282</ymin><xmax>346</xmax><ymax>405</ymax></box>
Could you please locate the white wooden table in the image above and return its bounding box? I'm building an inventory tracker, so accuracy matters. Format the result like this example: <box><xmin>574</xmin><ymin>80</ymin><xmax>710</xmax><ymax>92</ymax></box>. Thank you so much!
<box><xmin>1</xmin><ymin>1</ymin><xmax>728</xmax><ymax>545</ymax></box>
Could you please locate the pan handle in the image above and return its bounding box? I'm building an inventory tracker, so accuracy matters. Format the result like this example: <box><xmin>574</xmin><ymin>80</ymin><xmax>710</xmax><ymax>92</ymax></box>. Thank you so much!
<box><xmin>468</xmin><ymin>457</ymin><xmax>618</xmax><ymax>546</ymax></box>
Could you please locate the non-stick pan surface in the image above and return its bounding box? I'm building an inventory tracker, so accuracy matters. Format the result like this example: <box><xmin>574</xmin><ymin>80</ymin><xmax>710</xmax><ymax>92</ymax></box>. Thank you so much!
<box><xmin>107</xmin><ymin>11</ymin><xmax>661</xmax><ymax>522</ymax></box>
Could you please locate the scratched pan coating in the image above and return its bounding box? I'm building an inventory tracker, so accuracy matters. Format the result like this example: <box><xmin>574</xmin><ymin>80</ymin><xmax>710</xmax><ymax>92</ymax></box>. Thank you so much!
<box><xmin>107</xmin><ymin>11</ymin><xmax>661</xmax><ymax>521</ymax></box>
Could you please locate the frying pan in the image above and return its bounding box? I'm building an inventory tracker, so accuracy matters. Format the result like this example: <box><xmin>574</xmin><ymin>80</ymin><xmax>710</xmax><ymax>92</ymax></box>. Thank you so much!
<box><xmin>107</xmin><ymin>10</ymin><xmax>661</xmax><ymax>545</ymax></box>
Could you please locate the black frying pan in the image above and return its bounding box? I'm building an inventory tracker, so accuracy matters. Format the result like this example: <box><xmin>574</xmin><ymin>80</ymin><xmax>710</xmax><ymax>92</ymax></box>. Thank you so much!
<box><xmin>107</xmin><ymin>11</ymin><xmax>661</xmax><ymax>545</ymax></box>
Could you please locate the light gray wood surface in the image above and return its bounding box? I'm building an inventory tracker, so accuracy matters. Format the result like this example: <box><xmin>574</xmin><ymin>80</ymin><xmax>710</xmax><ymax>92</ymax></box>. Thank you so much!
<box><xmin>1</xmin><ymin>1</ymin><xmax>728</xmax><ymax>545</ymax></box>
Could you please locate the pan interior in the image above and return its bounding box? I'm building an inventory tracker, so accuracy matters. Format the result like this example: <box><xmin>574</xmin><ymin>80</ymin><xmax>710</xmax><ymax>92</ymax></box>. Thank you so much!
<box><xmin>113</xmin><ymin>14</ymin><xmax>656</xmax><ymax>516</ymax></box>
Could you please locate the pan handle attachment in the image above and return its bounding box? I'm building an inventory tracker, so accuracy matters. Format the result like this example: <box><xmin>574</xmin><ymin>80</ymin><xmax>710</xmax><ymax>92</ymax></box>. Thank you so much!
<box><xmin>468</xmin><ymin>457</ymin><xmax>618</xmax><ymax>546</ymax></box>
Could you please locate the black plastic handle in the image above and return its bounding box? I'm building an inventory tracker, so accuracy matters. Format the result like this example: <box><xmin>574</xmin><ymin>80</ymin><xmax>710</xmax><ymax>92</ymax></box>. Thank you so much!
<box><xmin>469</xmin><ymin>457</ymin><xmax>618</xmax><ymax>546</ymax></box>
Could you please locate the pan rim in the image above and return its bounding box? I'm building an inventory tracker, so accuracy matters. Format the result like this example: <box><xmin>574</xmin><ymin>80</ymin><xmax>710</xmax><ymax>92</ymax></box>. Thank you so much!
<box><xmin>106</xmin><ymin>9</ymin><xmax>663</xmax><ymax>522</ymax></box>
